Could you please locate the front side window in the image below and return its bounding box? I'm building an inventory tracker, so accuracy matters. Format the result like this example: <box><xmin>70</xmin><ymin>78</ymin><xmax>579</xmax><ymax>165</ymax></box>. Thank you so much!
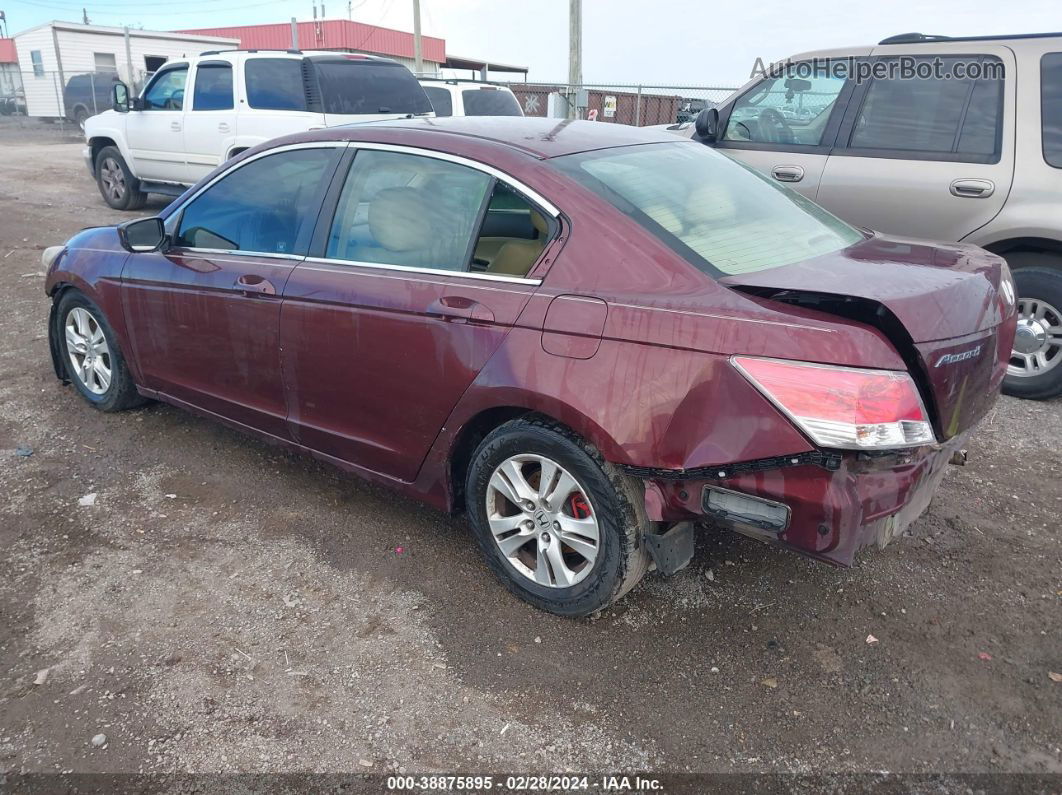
<box><xmin>326</xmin><ymin>149</ymin><xmax>493</xmax><ymax>272</ymax></box>
<box><xmin>552</xmin><ymin>142</ymin><xmax>863</xmax><ymax>277</ymax></box>
<box><xmin>848</xmin><ymin>56</ymin><xmax>1003</xmax><ymax>158</ymax></box>
<box><xmin>176</xmin><ymin>148</ymin><xmax>336</xmax><ymax>254</ymax></box>
<box><xmin>192</xmin><ymin>63</ymin><xmax>233</xmax><ymax>111</ymax></box>
<box><xmin>1043</xmin><ymin>53</ymin><xmax>1062</xmax><ymax>168</ymax></box>
<box><xmin>462</xmin><ymin>88</ymin><xmax>522</xmax><ymax>116</ymax></box>
<box><xmin>245</xmin><ymin>59</ymin><xmax>306</xmax><ymax>111</ymax></box>
<box><xmin>315</xmin><ymin>61</ymin><xmax>432</xmax><ymax>115</ymax></box>
<box><xmin>724</xmin><ymin>71</ymin><xmax>846</xmax><ymax>146</ymax></box>
<box><xmin>142</xmin><ymin>66</ymin><xmax>188</xmax><ymax>111</ymax></box>
<box><xmin>423</xmin><ymin>86</ymin><xmax>453</xmax><ymax>116</ymax></box>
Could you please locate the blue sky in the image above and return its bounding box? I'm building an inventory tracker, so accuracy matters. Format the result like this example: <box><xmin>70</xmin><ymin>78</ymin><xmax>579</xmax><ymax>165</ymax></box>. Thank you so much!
<box><xmin>2</xmin><ymin>0</ymin><xmax>1059</xmax><ymax>86</ymax></box>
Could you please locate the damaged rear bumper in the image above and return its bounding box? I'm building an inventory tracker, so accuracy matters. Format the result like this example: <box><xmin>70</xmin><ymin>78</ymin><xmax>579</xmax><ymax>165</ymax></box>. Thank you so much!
<box><xmin>630</xmin><ymin>433</ymin><xmax>969</xmax><ymax>567</ymax></box>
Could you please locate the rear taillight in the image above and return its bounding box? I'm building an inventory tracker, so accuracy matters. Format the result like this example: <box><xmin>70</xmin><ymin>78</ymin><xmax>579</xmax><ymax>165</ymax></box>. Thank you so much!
<box><xmin>732</xmin><ymin>356</ymin><xmax>935</xmax><ymax>450</ymax></box>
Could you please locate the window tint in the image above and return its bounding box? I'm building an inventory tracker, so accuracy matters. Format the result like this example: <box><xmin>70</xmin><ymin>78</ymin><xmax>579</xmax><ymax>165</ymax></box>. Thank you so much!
<box><xmin>850</xmin><ymin>57</ymin><xmax>1002</xmax><ymax>156</ymax></box>
<box><xmin>423</xmin><ymin>85</ymin><xmax>452</xmax><ymax>116</ymax></box>
<box><xmin>192</xmin><ymin>63</ymin><xmax>233</xmax><ymax>111</ymax></box>
<box><xmin>1043</xmin><ymin>53</ymin><xmax>1062</xmax><ymax>168</ymax></box>
<box><xmin>461</xmin><ymin>88</ymin><xmax>522</xmax><ymax>116</ymax></box>
<box><xmin>326</xmin><ymin>149</ymin><xmax>492</xmax><ymax>272</ymax></box>
<box><xmin>246</xmin><ymin>59</ymin><xmax>306</xmax><ymax>111</ymax></box>
<box><xmin>315</xmin><ymin>61</ymin><xmax>432</xmax><ymax>115</ymax></box>
<box><xmin>553</xmin><ymin>142</ymin><xmax>863</xmax><ymax>277</ymax></box>
<box><xmin>143</xmin><ymin>67</ymin><xmax>188</xmax><ymax>111</ymax></box>
<box><xmin>176</xmin><ymin>148</ymin><xmax>335</xmax><ymax>254</ymax></box>
<box><xmin>724</xmin><ymin>71</ymin><xmax>846</xmax><ymax>145</ymax></box>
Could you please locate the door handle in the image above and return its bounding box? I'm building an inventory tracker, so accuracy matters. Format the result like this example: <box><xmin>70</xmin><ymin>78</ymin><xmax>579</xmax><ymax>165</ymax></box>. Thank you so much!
<box><xmin>170</xmin><ymin>120</ymin><xmax>182</xmax><ymax>132</ymax></box>
<box><xmin>771</xmin><ymin>165</ymin><xmax>804</xmax><ymax>183</ymax></box>
<box><xmin>950</xmin><ymin>178</ymin><xmax>995</xmax><ymax>198</ymax></box>
<box><xmin>426</xmin><ymin>295</ymin><xmax>494</xmax><ymax>324</ymax></box>
<box><xmin>218</xmin><ymin>122</ymin><xmax>231</xmax><ymax>133</ymax></box>
<box><xmin>235</xmin><ymin>274</ymin><xmax>276</xmax><ymax>296</ymax></box>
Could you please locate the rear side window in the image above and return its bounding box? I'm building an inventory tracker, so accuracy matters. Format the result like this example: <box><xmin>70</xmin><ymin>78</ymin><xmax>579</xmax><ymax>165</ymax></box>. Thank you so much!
<box><xmin>246</xmin><ymin>59</ymin><xmax>306</xmax><ymax>111</ymax></box>
<box><xmin>325</xmin><ymin>149</ymin><xmax>491</xmax><ymax>271</ymax></box>
<box><xmin>461</xmin><ymin>88</ymin><xmax>522</xmax><ymax>116</ymax></box>
<box><xmin>192</xmin><ymin>63</ymin><xmax>233</xmax><ymax>111</ymax></box>
<box><xmin>1043</xmin><ymin>53</ymin><xmax>1062</xmax><ymax>168</ymax></box>
<box><xmin>315</xmin><ymin>61</ymin><xmax>432</xmax><ymax>115</ymax></box>
<box><xmin>848</xmin><ymin>56</ymin><xmax>1003</xmax><ymax>160</ymax></box>
<box><xmin>422</xmin><ymin>86</ymin><xmax>453</xmax><ymax>116</ymax></box>
<box><xmin>176</xmin><ymin>148</ymin><xmax>336</xmax><ymax>254</ymax></box>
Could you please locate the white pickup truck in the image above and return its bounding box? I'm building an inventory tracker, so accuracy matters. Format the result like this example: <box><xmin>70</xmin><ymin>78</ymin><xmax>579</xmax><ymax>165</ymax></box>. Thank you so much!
<box><xmin>83</xmin><ymin>49</ymin><xmax>433</xmax><ymax>209</ymax></box>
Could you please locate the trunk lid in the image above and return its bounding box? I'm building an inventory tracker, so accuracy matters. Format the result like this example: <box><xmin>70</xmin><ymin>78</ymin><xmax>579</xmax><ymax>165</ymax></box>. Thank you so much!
<box><xmin>722</xmin><ymin>234</ymin><xmax>1015</xmax><ymax>438</ymax></box>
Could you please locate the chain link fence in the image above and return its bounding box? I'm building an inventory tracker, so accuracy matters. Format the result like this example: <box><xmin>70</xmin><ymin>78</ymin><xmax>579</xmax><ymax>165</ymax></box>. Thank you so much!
<box><xmin>1</xmin><ymin>70</ymin><xmax>738</xmax><ymax>131</ymax></box>
<box><xmin>502</xmin><ymin>83</ymin><xmax>738</xmax><ymax>126</ymax></box>
<box><xmin>2</xmin><ymin>69</ymin><xmax>153</xmax><ymax>126</ymax></box>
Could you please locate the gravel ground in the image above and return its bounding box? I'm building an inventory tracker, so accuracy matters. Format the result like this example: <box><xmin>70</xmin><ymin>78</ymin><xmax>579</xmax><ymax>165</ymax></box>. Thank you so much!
<box><xmin>0</xmin><ymin>120</ymin><xmax>1059</xmax><ymax>787</ymax></box>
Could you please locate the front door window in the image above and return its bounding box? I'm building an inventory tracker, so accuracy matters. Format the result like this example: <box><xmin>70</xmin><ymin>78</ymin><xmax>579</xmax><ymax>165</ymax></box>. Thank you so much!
<box><xmin>142</xmin><ymin>66</ymin><xmax>188</xmax><ymax>111</ymax></box>
<box><xmin>724</xmin><ymin>72</ymin><xmax>846</xmax><ymax>146</ymax></box>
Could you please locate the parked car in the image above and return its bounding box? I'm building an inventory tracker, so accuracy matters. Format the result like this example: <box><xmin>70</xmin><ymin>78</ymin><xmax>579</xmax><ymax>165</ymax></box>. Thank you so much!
<box><xmin>687</xmin><ymin>31</ymin><xmax>1062</xmax><ymax>400</ymax></box>
<box><xmin>83</xmin><ymin>49</ymin><xmax>432</xmax><ymax>210</ymax></box>
<box><xmin>43</xmin><ymin>118</ymin><xmax>1015</xmax><ymax>616</ymax></box>
<box><xmin>64</xmin><ymin>72</ymin><xmax>121</xmax><ymax>127</ymax></box>
<box><xmin>419</xmin><ymin>78</ymin><xmax>522</xmax><ymax>117</ymax></box>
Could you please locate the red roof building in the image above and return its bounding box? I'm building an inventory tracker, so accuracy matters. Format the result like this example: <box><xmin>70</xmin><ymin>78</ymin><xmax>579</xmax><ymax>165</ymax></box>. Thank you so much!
<box><xmin>0</xmin><ymin>38</ymin><xmax>18</xmax><ymax>64</ymax></box>
<box><xmin>179</xmin><ymin>20</ymin><xmax>445</xmax><ymax>71</ymax></box>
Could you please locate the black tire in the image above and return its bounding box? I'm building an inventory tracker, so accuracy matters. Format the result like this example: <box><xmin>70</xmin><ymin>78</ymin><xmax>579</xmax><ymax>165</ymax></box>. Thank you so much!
<box><xmin>55</xmin><ymin>290</ymin><xmax>146</xmax><ymax>412</ymax></box>
<box><xmin>72</xmin><ymin>106</ymin><xmax>89</xmax><ymax>128</ymax></box>
<box><xmin>94</xmin><ymin>145</ymin><xmax>147</xmax><ymax>211</ymax></box>
<box><xmin>465</xmin><ymin>416</ymin><xmax>650</xmax><ymax>617</ymax></box>
<box><xmin>1002</xmin><ymin>259</ymin><xmax>1062</xmax><ymax>400</ymax></box>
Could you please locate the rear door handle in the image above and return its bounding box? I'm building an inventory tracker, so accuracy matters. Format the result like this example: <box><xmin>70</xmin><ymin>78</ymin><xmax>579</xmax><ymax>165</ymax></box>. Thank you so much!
<box><xmin>950</xmin><ymin>178</ymin><xmax>995</xmax><ymax>198</ymax></box>
<box><xmin>235</xmin><ymin>274</ymin><xmax>276</xmax><ymax>296</ymax></box>
<box><xmin>218</xmin><ymin>122</ymin><xmax>231</xmax><ymax>133</ymax></box>
<box><xmin>771</xmin><ymin>165</ymin><xmax>804</xmax><ymax>183</ymax></box>
<box><xmin>427</xmin><ymin>295</ymin><xmax>494</xmax><ymax>324</ymax></box>
<box><xmin>170</xmin><ymin>121</ymin><xmax>182</xmax><ymax>132</ymax></box>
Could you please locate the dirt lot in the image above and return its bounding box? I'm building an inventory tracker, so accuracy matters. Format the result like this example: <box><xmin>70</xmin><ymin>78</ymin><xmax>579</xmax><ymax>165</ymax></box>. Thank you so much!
<box><xmin>0</xmin><ymin>120</ymin><xmax>1059</xmax><ymax>787</ymax></box>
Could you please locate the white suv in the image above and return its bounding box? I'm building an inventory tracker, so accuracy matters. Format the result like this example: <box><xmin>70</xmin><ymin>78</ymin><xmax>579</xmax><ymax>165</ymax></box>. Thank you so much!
<box><xmin>84</xmin><ymin>50</ymin><xmax>432</xmax><ymax>210</ymax></box>
<box><xmin>418</xmin><ymin>79</ymin><xmax>523</xmax><ymax>117</ymax></box>
<box><xmin>690</xmin><ymin>32</ymin><xmax>1062</xmax><ymax>399</ymax></box>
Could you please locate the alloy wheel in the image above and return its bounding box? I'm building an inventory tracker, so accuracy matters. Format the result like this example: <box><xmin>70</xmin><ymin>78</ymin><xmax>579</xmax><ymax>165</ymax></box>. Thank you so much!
<box><xmin>100</xmin><ymin>157</ymin><xmax>126</xmax><ymax>202</ymax></box>
<box><xmin>65</xmin><ymin>307</ymin><xmax>112</xmax><ymax>395</ymax></box>
<box><xmin>485</xmin><ymin>454</ymin><xmax>600</xmax><ymax>588</ymax></box>
<box><xmin>1008</xmin><ymin>297</ymin><xmax>1062</xmax><ymax>378</ymax></box>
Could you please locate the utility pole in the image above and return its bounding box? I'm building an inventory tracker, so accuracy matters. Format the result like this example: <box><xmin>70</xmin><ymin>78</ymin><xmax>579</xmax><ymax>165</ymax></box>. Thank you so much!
<box><xmin>290</xmin><ymin>16</ymin><xmax>299</xmax><ymax>49</ymax></box>
<box><xmin>412</xmin><ymin>0</ymin><xmax>423</xmax><ymax>76</ymax></box>
<box><xmin>568</xmin><ymin>0</ymin><xmax>581</xmax><ymax>119</ymax></box>
<box><xmin>82</xmin><ymin>7</ymin><xmax>90</xmax><ymax>24</ymax></box>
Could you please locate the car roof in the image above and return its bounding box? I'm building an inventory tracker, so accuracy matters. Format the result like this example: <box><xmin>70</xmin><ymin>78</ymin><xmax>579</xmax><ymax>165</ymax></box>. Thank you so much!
<box><xmin>309</xmin><ymin>117</ymin><xmax>686</xmax><ymax>159</ymax></box>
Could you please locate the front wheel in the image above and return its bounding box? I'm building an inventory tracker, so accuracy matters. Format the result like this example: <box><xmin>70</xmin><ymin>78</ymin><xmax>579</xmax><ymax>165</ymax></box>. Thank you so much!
<box><xmin>465</xmin><ymin>417</ymin><xmax>650</xmax><ymax>617</ymax></box>
<box><xmin>55</xmin><ymin>290</ymin><xmax>146</xmax><ymax>412</ymax></box>
<box><xmin>95</xmin><ymin>145</ymin><xmax>147</xmax><ymax>211</ymax></box>
<box><xmin>1003</xmin><ymin>262</ymin><xmax>1062</xmax><ymax>400</ymax></box>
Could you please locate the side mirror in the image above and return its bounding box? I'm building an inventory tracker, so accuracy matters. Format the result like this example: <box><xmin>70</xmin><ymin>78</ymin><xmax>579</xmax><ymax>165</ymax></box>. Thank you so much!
<box><xmin>112</xmin><ymin>82</ymin><xmax>130</xmax><ymax>113</ymax></box>
<box><xmin>118</xmin><ymin>217</ymin><xmax>168</xmax><ymax>253</ymax></box>
<box><xmin>694</xmin><ymin>107</ymin><xmax>720</xmax><ymax>143</ymax></box>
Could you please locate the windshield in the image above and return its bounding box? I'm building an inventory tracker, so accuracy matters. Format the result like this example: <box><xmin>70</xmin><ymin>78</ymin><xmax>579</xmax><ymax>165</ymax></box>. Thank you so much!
<box><xmin>551</xmin><ymin>142</ymin><xmax>863</xmax><ymax>276</ymax></box>
<box><xmin>315</xmin><ymin>61</ymin><xmax>432</xmax><ymax>115</ymax></box>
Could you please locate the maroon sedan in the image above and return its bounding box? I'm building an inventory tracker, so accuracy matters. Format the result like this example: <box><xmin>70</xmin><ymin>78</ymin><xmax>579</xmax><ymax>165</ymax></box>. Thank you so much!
<box><xmin>44</xmin><ymin>118</ymin><xmax>1017</xmax><ymax>616</ymax></box>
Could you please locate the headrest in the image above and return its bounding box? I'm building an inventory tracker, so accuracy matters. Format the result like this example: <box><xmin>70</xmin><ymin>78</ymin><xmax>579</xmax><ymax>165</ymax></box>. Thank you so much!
<box><xmin>530</xmin><ymin>209</ymin><xmax>549</xmax><ymax>237</ymax></box>
<box><xmin>368</xmin><ymin>188</ymin><xmax>434</xmax><ymax>252</ymax></box>
<box><xmin>684</xmin><ymin>183</ymin><xmax>739</xmax><ymax>229</ymax></box>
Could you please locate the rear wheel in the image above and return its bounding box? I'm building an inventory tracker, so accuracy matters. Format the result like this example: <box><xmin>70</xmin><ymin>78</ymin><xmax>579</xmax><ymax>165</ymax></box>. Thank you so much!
<box><xmin>465</xmin><ymin>417</ymin><xmax>650</xmax><ymax>617</ymax></box>
<box><xmin>95</xmin><ymin>145</ymin><xmax>147</xmax><ymax>211</ymax></box>
<box><xmin>1003</xmin><ymin>260</ymin><xmax>1062</xmax><ymax>400</ymax></box>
